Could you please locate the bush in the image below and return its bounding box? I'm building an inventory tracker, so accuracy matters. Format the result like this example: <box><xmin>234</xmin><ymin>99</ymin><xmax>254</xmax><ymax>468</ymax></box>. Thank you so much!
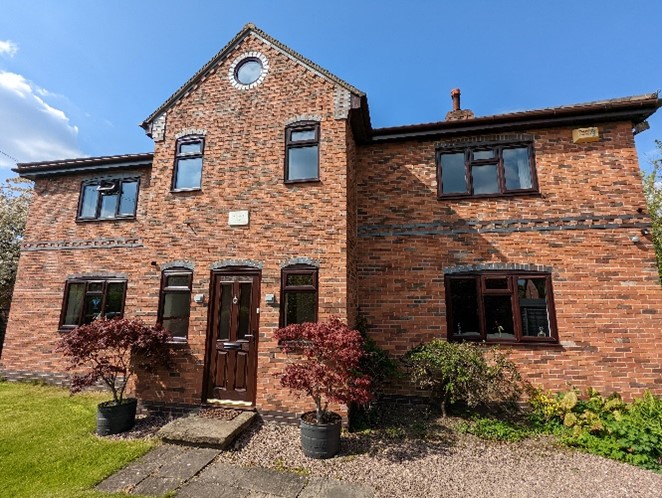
<box><xmin>457</xmin><ymin>417</ymin><xmax>531</xmax><ymax>442</ymax></box>
<box><xmin>354</xmin><ymin>313</ymin><xmax>400</xmax><ymax>396</ymax></box>
<box><xmin>56</xmin><ymin>317</ymin><xmax>172</xmax><ymax>405</ymax></box>
<box><xmin>529</xmin><ymin>388</ymin><xmax>662</xmax><ymax>471</ymax></box>
<box><xmin>405</xmin><ymin>339</ymin><xmax>521</xmax><ymax>417</ymax></box>
<box><xmin>275</xmin><ymin>318</ymin><xmax>372</xmax><ymax>424</ymax></box>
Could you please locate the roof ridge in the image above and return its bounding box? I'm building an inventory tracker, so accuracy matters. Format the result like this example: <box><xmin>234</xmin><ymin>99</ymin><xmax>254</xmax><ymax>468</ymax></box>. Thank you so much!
<box><xmin>140</xmin><ymin>24</ymin><xmax>363</xmax><ymax>131</ymax></box>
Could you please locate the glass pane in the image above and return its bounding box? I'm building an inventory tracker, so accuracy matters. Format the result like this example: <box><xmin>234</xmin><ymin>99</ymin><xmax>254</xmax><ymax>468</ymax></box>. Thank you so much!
<box><xmin>163</xmin><ymin>318</ymin><xmax>188</xmax><ymax>339</ymax></box>
<box><xmin>473</xmin><ymin>149</ymin><xmax>494</xmax><ymax>160</ymax></box>
<box><xmin>179</xmin><ymin>141</ymin><xmax>202</xmax><ymax>154</ymax></box>
<box><xmin>105</xmin><ymin>282</ymin><xmax>125</xmax><ymax>319</ymax></box>
<box><xmin>518</xmin><ymin>278</ymin><xmax>551</xmax><ymax>337</ymax></box>
<box><xmin>79</xmin><ymin>186</ymin><xmax>99</xmax><ymax>218</ymax></box>
<box><xmin>503</xmin><ymin>147</ymin><xmax>533</xmax><ymax>190</ymax></box>
<box><xmin>485</xmin><ymin>295</ymin><xmax>515</xmax><ymax>339</ymax></box>
<box><xmin>175</xmin><ymin>157</ymin><xmax>203</xmax><ymax>189</ymax></box>
<box><xmin>163</xmin><ymin>293</ymin><xmax>190</xmax><ymax>319</ymax></box>
<box><xmin>448</xmin><ymin>278</ymin><xmax>480</xmax><ymax>338</ymax></box>
<box><xmin>218</xmin><ymin>284</ymin><xmax>232</xmax><ymax>340</ymax></box>
<box><xmin>87</xmin><ymin>282</ymin><xmax>103</xmax><ymax>293</ymax></box>
<box><xmin>286</xmin><ymin>273</ymin><xmax>313</xmax><ymax>286</ymax></box>
<box><xmin>99</xmin><ymin>193</ymin><xmax>118</xmax><ymax>218</ymax></box>
<box><xmin>83</xmin><ymin>294</ymin><xmax>104</xmax><ymax>324</ymax></box>
<box><xmin>167</xmin><ymin>275</ymin><xmax>190</xmax><ymax>288</ymax></box>
<box><xmin>291</xmin><ymin>129</ymin><xmax>316</xmax><ymax>141</ymax></box>
<box><xmin>63</xmin><ymin>283</ymin><xmax>85</xmax><ymax>326</ymax></box>
<box><xmin>485</xmin><ymin>278</ymin><xmax>508</xmax><ymax>290</ymax></box>
<box><xmin>118</xmin><ymin>181</ymin><xmax>138</xmax><ymax>215</ymax></box>
<box><xmin>287</xmin><ymin>146</ymin><xmax>318</xmax><ymax>180</ymax></box>
<box><xmin>440</xmin><ymin>153</ymin><xmax>467</xmax><ymax>194</ymax></box>
<box><xmin>238</xmin><ymin>283</ymin><xmax>251</xmax><ymax>340</ymax></box>
<box><xmin>472</xmin><ymin>164</ymin><xmax>499</xmax><ymax>194</ymax></box>
<box><xmin>236</xmin><ymin>59</ymin><xmax>262</xmax><ymax>85</ymax></box>
<box><xmin>284</xmin><ymin>291</ymin><xmax>316</xmax><ymax>325</ymax></box>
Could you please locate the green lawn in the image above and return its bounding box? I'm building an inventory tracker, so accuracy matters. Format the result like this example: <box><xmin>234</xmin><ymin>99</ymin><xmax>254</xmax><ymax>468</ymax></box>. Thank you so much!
<box><xmin>0</xmin><ymin>381</ymin><xmax>157</xmax><ymax>498</ymax></box>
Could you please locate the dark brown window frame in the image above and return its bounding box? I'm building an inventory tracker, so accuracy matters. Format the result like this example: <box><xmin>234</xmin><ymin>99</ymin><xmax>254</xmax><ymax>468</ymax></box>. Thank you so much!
<box><xmin>284</xmin><ymin>121</ymin><xmax>320</xmax><ymax>183</ymax></box>
<box><xmin>157</xmin><ymin>268</ymin><xmax>193</xmax><ymax>343</ymax></box>
<box><xmin>172</xmin><ymin>135</ymin><xmax>205</xmax><ymax>192</ymax></box>
<box><xmin>59</xmin><ymin>277</ymin><xmax>127</xmax><ymax>331</ymax></box>
<box><xmin>437</xmin><ymin>142</ymin><xmax>538</xmax><ymax>199</ymax></box>
<box><xmin>279</xmin><ymin>264</ymin><xmax>319</xmax><ymax>327</ymax></box>
<box><xmin>76</xmin><ymin>177</ymin><xmax>140</xmax><ymax>221</ymax></box>
<box><xmin>445</xmin><ymin>271</ymin><xmax>558</xmax><ymax>344</ymax></box>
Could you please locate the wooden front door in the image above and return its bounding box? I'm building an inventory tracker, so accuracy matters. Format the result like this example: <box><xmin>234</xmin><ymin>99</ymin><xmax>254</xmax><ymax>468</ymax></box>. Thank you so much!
<box><xmin>205</xmin><ymin>269</ymin><xmax>260</xmax><ymax>403</ymax></box>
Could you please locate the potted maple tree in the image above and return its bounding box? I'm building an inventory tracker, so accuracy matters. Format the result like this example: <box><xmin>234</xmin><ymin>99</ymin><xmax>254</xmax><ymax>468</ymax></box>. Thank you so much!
<box><xmin>57</xmin><ymin>317</ymin><xmax>171</xmax><ymax>435</ymax></box>
<box><xmin>275</xmin><ymin>317</ymin><xmax>372</xmax><ymax>459</ymax></box>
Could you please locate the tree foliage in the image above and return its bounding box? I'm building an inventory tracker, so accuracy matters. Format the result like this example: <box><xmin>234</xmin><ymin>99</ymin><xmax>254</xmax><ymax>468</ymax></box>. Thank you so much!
<box><xmin>275</xmin><ymin>318</ymin><xmax>372</xmax><ymax>424</ymax></box>
<box><xmin>0</xmin><ymin>177</ymin><xmax>32</xmax><ymax>309</ymax></box>
<box><xmin>642</xmin><ymin>139</ymin><xmax>662</xmax><ymax>281</ymax></box>
<box><xmin>56</xmin><ymin>317</ymin><xmax>172</xmax><ymax>405</ymax></box>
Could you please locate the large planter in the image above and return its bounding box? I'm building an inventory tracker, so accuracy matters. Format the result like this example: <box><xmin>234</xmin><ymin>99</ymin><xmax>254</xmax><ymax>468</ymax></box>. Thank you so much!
<box><xmin>300</xmin><ymin>411</ymin><xmax>341</xmax><ymax>459</ymax></box>
<box><xmin>96</xmin><ymin>398</ymin><xmax>137</xmax><ymax>436</ymax></box>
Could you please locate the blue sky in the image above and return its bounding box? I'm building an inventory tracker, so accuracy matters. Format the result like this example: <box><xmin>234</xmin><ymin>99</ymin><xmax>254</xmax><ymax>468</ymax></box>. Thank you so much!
<box><xmin>0</xmin><ymin>0</ymin><xmax>660</xmax><ymax>183</ymax></box>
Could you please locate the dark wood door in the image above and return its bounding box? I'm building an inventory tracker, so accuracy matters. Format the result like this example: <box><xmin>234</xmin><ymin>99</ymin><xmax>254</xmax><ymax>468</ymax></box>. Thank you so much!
<box><xmin>205</xmin><ymin>270</ymin><xmax>260</xmax><ymax>403</ymax></box>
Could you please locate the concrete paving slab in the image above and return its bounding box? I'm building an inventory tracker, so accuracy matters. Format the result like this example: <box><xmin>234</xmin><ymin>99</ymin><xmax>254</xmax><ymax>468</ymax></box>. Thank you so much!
<box><xmin>158</xmin><ymin>411</ymin><xmax>257</xmax><ymax>448</ymax></box>
<box><xmin>238</xmin><ymin>467</ymin><xmax>307</xmax><ymax>497</ymax></box>
<box><xmin>95</xmin><ymin>467</ymin><xmax>149</xmax><ymax>493</ymax></box>
<box><xmin>194</xmin><ymin>461</ymin><xmax>249</xmax><ymax>485</ymax></box>
<box><xmin>156</xmin><ymin>446</ymin><xmax>220</xmax><ymax>480</ymax></box>
<box><xmin>176</xmin><ymin>481</ymin><xmax>251</xmax><ymax>498</ymax></box>
<box><xmin>299</xmin><ymin>476</ymin><xmax>375</xmax><ymax>498</ymax></box>
<box><xmin>132</xmin><ymin>476</ymin><xmax>181</xmax><ymax>496</ymax></box>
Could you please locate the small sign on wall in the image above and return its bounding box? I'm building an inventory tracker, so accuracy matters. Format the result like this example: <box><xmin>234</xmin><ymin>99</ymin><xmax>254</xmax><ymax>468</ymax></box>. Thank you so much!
<box><xmin>228</xmin><ymin>210</ymin><xmax>249</xmax><ymax>226</ymax></box>
<box><xmin>572</xmin><ymin>127</ymin><xmax>600</xmax><ymax>144</ymax></box>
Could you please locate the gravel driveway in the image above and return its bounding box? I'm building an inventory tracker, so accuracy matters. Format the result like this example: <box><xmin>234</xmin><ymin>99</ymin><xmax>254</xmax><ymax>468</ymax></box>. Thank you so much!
<box><xmin>216</xmin><ymin>420</ymin><xmax>662</xmax><ymax>498</ymax></box>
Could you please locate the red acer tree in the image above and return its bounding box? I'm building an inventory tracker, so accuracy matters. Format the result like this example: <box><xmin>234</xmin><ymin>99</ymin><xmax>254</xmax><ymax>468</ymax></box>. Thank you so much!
<box><xmin>56</xmin><ymin>317</ymin><xmax>172</xmax><ymax>405</ymax></box>
<box><xmin>275</xmin><ymin>317</ymin><xmax>372</xmax><ymax>424</ymax></box>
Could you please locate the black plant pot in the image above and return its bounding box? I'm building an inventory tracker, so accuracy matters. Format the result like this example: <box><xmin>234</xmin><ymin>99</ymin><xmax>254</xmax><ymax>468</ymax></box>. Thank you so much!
<box><xmin>300</xmin><ymin>411</ymin><xmax>341</xmax><ymax>459</ymax></box>
<box><xmin>96</xmin><ymin>398</ymin><xmax>138</xmax><ymax>436</ymax></box>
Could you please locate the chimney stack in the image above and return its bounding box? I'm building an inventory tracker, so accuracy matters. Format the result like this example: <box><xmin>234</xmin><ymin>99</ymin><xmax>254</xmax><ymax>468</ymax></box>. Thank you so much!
<box><xmin>445</xmin><ymin>88</ymin><xmax>474</xmax><ymax>121</ymax></box>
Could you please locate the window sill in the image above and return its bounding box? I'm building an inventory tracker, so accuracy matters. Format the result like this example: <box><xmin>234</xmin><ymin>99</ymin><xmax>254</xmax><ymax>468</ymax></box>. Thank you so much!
<box><xmin>76</xmin><ymin>216</ymin><xmax>136</xmax><ymax>223</ymax></box>
<box><xmin>171</xmin><ymin>187</ymin><xmax>202</xmax><ymax>193</ymax></box>
<box><xmin>450</xmin><ymin>337</ymin><xmax>559</xmax><ymax>346</ymax></box>
<box><xmin>438</xmin><ymin>191</ymin><xmax>541</xmax><ymax>201</ymax></box>
<box><xmin>284</xmin><ymin>178</ymin><xmax>321</xmax><ymax>185</ymax></box>
<box><xmin>167</xmin><ymin>339</ymin><xmax>189</xmax><ymax>347</ymax></box>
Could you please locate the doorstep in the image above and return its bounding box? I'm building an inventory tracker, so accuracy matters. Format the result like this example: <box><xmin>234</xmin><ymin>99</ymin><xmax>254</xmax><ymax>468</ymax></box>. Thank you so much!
<box><xmin>157</xmin><ymin>410</ymin><xmax>257</xmax><ymax>449</ymax></box>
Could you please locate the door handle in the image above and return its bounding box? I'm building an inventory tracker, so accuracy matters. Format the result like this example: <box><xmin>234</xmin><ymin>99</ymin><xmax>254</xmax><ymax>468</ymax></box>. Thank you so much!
<box><xmin>223</xmin><ymin>342</ymin><xmax>242</xmax><ymax>350</ymax></box>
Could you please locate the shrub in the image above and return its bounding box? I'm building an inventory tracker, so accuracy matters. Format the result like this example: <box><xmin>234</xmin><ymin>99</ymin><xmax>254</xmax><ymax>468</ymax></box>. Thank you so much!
<box><xmin>405</xmin><ymin>339</ymin><xmax>521</xmax><ymax>417</ymax></box>
<box><xmin>457</xmin><ymin>417</ymin><xmax>531</xmax><ymax>442</ymax></box>
<box><xmin>354</xmin><ymin>312</ymin><xmax>400</xmax><ymax>395</ymax></box>
<box><xmin>56</xmin><ymin>317</ymin><xmax>172</xmax><ymax>405</ymax></box>
<box><xmin>274</xmin><ymin>317</ymin><xmax>372</xmax><ymax>424</ymax></box>
<box><xmin>529</xmin><ymin>388</ymin><xmax>662</xmax><ymax>471</ymax></box>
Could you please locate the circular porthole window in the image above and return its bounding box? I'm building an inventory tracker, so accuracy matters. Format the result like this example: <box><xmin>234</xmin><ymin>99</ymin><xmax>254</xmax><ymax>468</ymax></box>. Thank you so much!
<box><xmin>235</xmin><ymin>58</ymin><xmax>263</xmax><ymax>85</ymax></box>
<box><xmin>228</xmin><ymin>52</ymin><xmax>269</xmax><ymax>90</ymax></box>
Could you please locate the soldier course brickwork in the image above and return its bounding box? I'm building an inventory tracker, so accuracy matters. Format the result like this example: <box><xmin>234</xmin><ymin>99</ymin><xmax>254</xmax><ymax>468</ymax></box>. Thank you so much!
<box><xmin>1</xmin><ymin>24</ymin><xmax>660</xmax><ymax>417</ymax></box>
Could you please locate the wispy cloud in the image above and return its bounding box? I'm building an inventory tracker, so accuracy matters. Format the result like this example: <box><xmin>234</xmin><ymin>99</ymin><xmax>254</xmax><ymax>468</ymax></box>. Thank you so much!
<box><xmin>0</xmin><ymin>71</ymin><xmax>82</xmax><ymax>168</ymax></box>
<box><xmin>0</xmin><ymin>40</ymin><xmax>19</xmax><ymax>58</ymax></box>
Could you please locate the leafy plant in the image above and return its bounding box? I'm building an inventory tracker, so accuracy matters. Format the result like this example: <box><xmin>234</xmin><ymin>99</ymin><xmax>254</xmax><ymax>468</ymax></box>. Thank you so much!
<box><xmin>405</xmin><ymin>339</ymin><xmax>522</xmax><ymax>417</ymax></box>
<box><xmin>56</xmin><ymin>317</ymin><xmax>172</xmax><ymax>405</ymax></box>
<box><xmin>529</xmin><ymin>387</ymin><xmax>662</xmax><ymax>471</ymax></box>
<box><xmin>457</xmin><ymin>417</ymin><xmax>531</xmax><ymax>442</ymax></box>
<box><xmin>642</xmin><ymin>139</ymin><xmax>662</xmax><ymax>281</ymax></box>
<box><xmin>354</xmin><ymin>312</ymin><xmax>400</xmax><ymax>395</ymax></box>
<box><xmin>275</xmin><ymin>317</ymin><xmax>372</xmax><ymax>424</ymax></box>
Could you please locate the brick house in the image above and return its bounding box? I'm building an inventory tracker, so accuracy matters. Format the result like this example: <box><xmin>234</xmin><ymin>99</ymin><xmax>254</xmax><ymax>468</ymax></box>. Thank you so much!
<box><xmin>1</xmin><ymin>24</ymin><xmax>660</xmax><ymax>417</ymax></box>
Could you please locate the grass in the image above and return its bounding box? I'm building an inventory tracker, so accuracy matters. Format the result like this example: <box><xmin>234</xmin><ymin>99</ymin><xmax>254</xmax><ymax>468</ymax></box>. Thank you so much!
<box><xmin>0</xmin><ymin>381</ymin><xmax>157</xmax><ymax>498</ymax></box>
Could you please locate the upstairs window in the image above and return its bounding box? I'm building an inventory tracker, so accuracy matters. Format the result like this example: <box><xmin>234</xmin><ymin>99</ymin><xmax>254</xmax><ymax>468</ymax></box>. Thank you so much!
<box><xmin>78</xmin><ymin>178</ymin><xmax>139</xmax><ymax>220</ymax></box>
<box><xmin>60</xmin><ymin>278</ymin><xmax>127</xmax><ymax>330</ymax></box>
<box><xmin>285</xmin><ymin>122</ymin><xmax>320</xmax><ymax>182</ymax></box>
<box><xmin>173</xmin><ymin>136</ymin><xmax>204</xmax><ymax>191</ymax></box>
<box><xmin>438</xmin><ymin>143</ymin><xmax>537</xmax><ymax>198</ymax></box>
<box><xmin>445</xmin><ymin>272</ymin><xmax>557</xmax><ymax>344</ymax></box>
<box><xmin>280</xmin><ymin>265</ymin><xmax>318</xmax><ymax>326</ymax></box>
<box><xmin>157</xmin><ymin>268</ymin><xmax>192</xmax><ymax>342</ymax></box>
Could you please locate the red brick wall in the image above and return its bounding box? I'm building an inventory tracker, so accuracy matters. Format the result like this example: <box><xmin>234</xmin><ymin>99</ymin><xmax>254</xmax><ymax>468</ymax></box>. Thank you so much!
<box><xmin>356</xmin><ymin>122</ymin><xmax>662</xmax><ymax>398</ymax></box>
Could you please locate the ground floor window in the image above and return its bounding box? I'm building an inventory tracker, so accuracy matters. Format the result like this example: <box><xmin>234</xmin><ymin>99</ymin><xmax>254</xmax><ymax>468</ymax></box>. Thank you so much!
<box><xmin>445</xmin><ymin>272</ymin><xmax>557</xmax><ymax>343</ymax></box>
<box><xmin>280</xmin><ymin>265</ymin><xmax>318</xmax><ymax>326</ymax></box>
<box><xmin>59</xmin><ymin>278</ymin><xmax>127</xmax><ymax>330</ymax></box>
<box><xmin>157</xmin><ymin>268</ymin><xmax>192</xmax><ymax>342</ymax></box>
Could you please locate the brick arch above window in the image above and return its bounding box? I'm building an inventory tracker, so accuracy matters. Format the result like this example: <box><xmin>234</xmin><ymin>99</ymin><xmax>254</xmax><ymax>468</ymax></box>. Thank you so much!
<box><xmin>211</xmin><ymin>259</ymin><xmax>263</xmax><ymax>270</ymax></box>
<box><xmin>175</xmin><ymin>128</ymin><xmax>207</xmax><ymax>140</ymax></box>
<box><xmin>444</xmin><ymin>263</ymin><xmax>553</xmax><ymax>275</ymax></box>
<box><xmin>160</xmin><ymin>260</ymin><xmax>195</xmax><ymax>271</ymax></box>
<box><xmin>280</xmin><ymin>257</ymin><xmax>320</xmax><ymax>269</ymax></box>
<box><xmin>436</xmin><ymin>133</ymin><xmax>536</xmax><ymax>150</ymax></box>
<box><xmin>284</xmin><ymin>115</ymin><xmax>322</xmax><ymax>126</ymax></box>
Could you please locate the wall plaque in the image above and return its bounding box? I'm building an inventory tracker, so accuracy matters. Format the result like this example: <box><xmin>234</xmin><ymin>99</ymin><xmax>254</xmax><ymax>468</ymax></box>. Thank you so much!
<box><xmin>228</xmin><ymin>210</ymin><xmax>249</xmax><ymax>226</ymax></box>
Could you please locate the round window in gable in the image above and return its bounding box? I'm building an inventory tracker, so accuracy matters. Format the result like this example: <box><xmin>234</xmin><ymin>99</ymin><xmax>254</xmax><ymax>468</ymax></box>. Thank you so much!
<box><xmin>235</xmin><ymin>58</ymin><xmax>263</xmax><ymax>85</ymax></box>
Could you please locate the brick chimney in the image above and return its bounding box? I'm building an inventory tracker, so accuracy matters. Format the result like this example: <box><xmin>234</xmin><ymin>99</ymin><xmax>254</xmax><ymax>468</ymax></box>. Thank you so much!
<box><xmin>445</xmin><ymin>88</ymin><xmax>474</xmax><ymax>121</ymax></box>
